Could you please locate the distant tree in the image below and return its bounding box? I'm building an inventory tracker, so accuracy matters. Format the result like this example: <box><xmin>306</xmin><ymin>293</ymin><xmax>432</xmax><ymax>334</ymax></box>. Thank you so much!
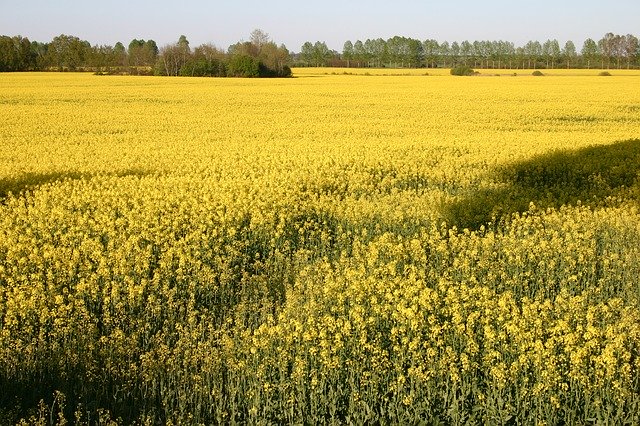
<box><xmin>496</xmin><ymin>40</ymin><xmax>515</xmax><ymax>68</ymax></box>
<box><xmin>47</xmin><ymin>34</ymin><xmax>90</xmax><ymax>71</ymax></box>
<box><xmin>195</xmin><ymin>43</ymin><xmax>225</xmax><ymax>66</ymax></box>
<box><xmin>623</xmin><ymin>34</ymin><xmax>639</xmax><ymax>69</ymax></box>
<box><xmin>386</xmin><ymin>37</ymin><xmax>398</xmax><ymax>66</ymax></box>
<box><xmin>5</xmin><ymin>32</ymin><xmax>640</xmax><ymax>75</ymax></box>
<box><xmin>581</xmin><ymin>38</ymin><xmax>599</xmax><ymax>69</ymax></box>
<box><xmin>258</xmin><ymin>42</ymin><xmax>291</xmax><ymax>76</ymax></box>
<box><xmin>460</xmin><ymin>40</ymin><xmax>472</xmax><ymax>66</ymax></box>
<box><xmin>144</xmin><ymin>40</ymin><xmax>159</xmax><ymax>64</ymax></box>
<box><xmin>156</xmin><ymin>36</ymin><xmax>191</xmax><ymax>76</ymax></box>
<box><xmin>407</xmin><ymin>38</ymin><xmax>424</xmax><ymax>68</ymax></box>
<box><xmin>439</xmin><ymin>41</ymin><xmax>450</xmax><ymax>67</ymax></box>
<box><xmin>423</xmin><ymin>39</ymin><xmax>439</xmax><ymax>68</ymax></box>
<box><xmin>14</xmin><ymin>36</ymin><xmax>35</xmax><ymax>70</ymax></box>
<box><xmin>89</xmin><ymin>44</ymin><xmax>113</xmax><ymax>71</ymax></box>
<box><xmin>515</xmin><ymin>46</ymin><xmax>526</xmax><ymax>68</ymax></box>
<box><xmin>177</xmin><ymin>35</ymin><xmax>190</xmax><ymax>68</ymax></box>
<box><xmin>229</xmin><ymin>31</ymin><xmax>291</xmax><ymax>77</ymax></box>
<box><xmin>178</xmin><ymin>35</ymin><xmax>189</xmax><ymax>52</ymax></box>
<box><xmin>542</xmin><ymin>39</ymin><xmax>561</xmax><ymax>68</ymax></box>
<box><xmin>606</xmin><ymin>34</ymin><xmax>626</xmax><ymax>69</ymax></box>
<box><xmin>478</xmin><ymin>40</ymin><xmax>497</xmax><ymax>68</ymax></box>
<box><xmin>113</xmin><ymin>42</ymin><xmax>127</xmax><ymax>67</ymax></box>
<box><xmin>227</xmin><ymin>54</ymin><xmax>260</xmax><ymax>77</ymax></box>
<box><xmin>228</xmin><ymin>41</ymin><xmax>259</xmax><ymax>58</ymax></box>
<box><xmin>128</xmin><ymin>39</ymin><xmax>158</xmax><ymax>70</ymax></box>
<box><xmin>300</xmin><ymin>41</ymin><xmax>314</xmax><ymax>66</ymax></box>
<box><xmin>450</xmin><ymin>41</ymin><xmax>460</xmax><ymax>66</ymax></box>
<box><xmin>276</xmin><ymin>44</ymin><xmax>292</xmax><ymax>76</ymax></box>
<box><xmin>312</xmin><ymin>41</ymin><xmax>331</xmax><ymax>67</ymax></box>
<box><xmin>128</xmin><ymin>39</ymin><xmax>145</xmax><ymax>66</ymax></box>
<box><xmin>598</xmin><ymin>32</ymin><xmax>616</xmax><ymax>68</ymax></box>
<box><xmin>373</xmin><ymin>38</ymin><xmax>387</xmax><ymax>67</ymax></box>
<box><xmin>250</xmin><ymin>29</ymin><xmax>270</xmax><ymax>53</ymax></box>
<box><xmin>563</xmin><ymin>40</ymin><xmax>577</xmax><ymax>68</ymax></box>
<box><xmin>0</xmin><ymin>36</ymin><xmax>19</xmax><ymax>71</ymax></box>
<box><xmin>388</xmin><ymin>36</ymin><xmax>408</xmax><ymax>67</ymax></box>
<box><xmin>342</xmin><ymin>40</ymin><xmax>354</xmax><ymax>67</ymax></box>
<box><xmin>0</xmin><ymin>35</ymin><xmax>34</xmax><ymax>71</ymax></box>
<box><xmin>181</xmin><ymin>43</ymin><xmax>226</xmax><ymax>77</ymax></box>
<box><xmin>472</xmin><ymin>40</ymin><xmax>487</xmax><ymax>67</ymax></box>
<box><xmin>363</xmin><ymin>39</ymin><xmax>375</xmax><ymax>66</ymax></box>
<box><xmin>157</xmin><ymin>44</ymin><xmax>181</xmax><ymax>76</ymax></box>
<box><xmin>353</xmin><ymin>40</ymin><xmax>366</xmax><ymax>67</ymax></box>
<box><xmin>30</xmin><ymin>40</ymin><xmax>48</xmax><ymax>70</ymax></box>
<box><xmin>524</xmin><ymin>40</ymin><xmax>542</xmax><ymax>68</ymax></box>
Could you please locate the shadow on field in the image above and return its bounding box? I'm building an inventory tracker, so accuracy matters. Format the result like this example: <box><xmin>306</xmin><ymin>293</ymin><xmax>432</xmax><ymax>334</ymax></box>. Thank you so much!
<box><xmin>0</xmin><ymin>168</ymin><xmax>150</xmax><ymax>199</ymax></box>
<box><xmin>445</xmin><ymin>139</ymin><xmax>640</xmax><ymax>230</ymax></box>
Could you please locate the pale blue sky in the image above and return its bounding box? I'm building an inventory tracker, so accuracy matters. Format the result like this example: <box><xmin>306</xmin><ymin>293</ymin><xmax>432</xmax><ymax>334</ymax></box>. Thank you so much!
<box><xmin>1</xmin><ymin>0</ymin><xmax>638</xmax><ymax>51</ymax></box>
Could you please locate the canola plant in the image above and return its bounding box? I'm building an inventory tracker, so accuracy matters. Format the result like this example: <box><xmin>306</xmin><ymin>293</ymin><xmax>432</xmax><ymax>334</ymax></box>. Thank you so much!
<box><xmin>1</xmin><ymin>70</ymin><xmax>640</xmax><ymax>424</ymax></box>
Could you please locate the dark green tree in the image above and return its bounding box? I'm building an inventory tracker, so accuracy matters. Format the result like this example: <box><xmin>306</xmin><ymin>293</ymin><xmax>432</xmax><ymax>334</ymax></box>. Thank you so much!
<box><xmin>0</xmin><ymin>36</ymin><xmax>19</xmax><ymax>71</ymax></box>
<box><xmin>113</xmin><ymin>42</ymin><xmax>127</xmax><ymax>67</ymax></box>
<box><xmin>258</xmin><ymin>42</ymin><xmax>291</xmax><ymax>76</ymax></box>
<box><xmin>581</xmin><ymin>38</ymin><xmax>600</xmax><ymax>69</ymax></box>
<box><xmin>300</xmin><ymin>41</ymin><xmax>314</xmax><ymax>66</ymax></box>
<box><xmin>128</xmin><ymin>39</ymin><xmax>145</xmax><ymax>66</ymax></box>
<box><xmin>623</xmin><ymin>34</ymin><xmax>639</xmax><ymax>68</ymax></box>
<box><xmin>342</xmin><ymin>40</ymin><xmax>354</xmax><ymax>67</ymax></box>
<box><xmin>423</xmin><ymin>39</ymin><xmax>439</xmax><ymax>68</ymax></box>
<box><xmin>524</xmin><ymin>40</ymin><xmax>542</xmax><ymax>68</ymax></box>
<box><xmin>353</xmin><ymin>40</ymin><xmax>366</xmax><ymax>67</ymax></box>
<box><xmin>227</xmin><ymin>54</ymin><xmax>260</xmax><ymax>77</ymax></box>
<box><xmin>598</xmin><ymin>32</ymin><xmax>616</xmax><ymax>68</ymax></box>
<box><xmin>542</xmin><ymin>39</ymin><xmax>561</xmax><ymax>68</ymax></box>
<box><xmin>563</xmin><ymin>40</ymin><xmax>577</xmax><ymax>68</ymax></box>
<box><xmin>312</xmin><ymin>41</ymin><xmax>331</xmax><ymax>67</ymax></box>
<box><xmin>450</xmin><ymin>41</ymin><xmax>460</xmax><ymax>66</ymax></box>
<box><xmin>47</xmin><ymin>34</ymin><xmax>90</xmax><ymax>71</ymax></box>
<box><xmin>144</xmin><ymin>40</ymin><xmax>159</xmax><ymax>64</ymax></box>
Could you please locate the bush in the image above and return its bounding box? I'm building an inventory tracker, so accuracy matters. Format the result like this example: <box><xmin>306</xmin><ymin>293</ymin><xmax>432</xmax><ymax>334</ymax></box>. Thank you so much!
<box><xmin>257</xmin><ymin>63</ymin><xmax>292</xmax><ymax>78</ymax></box>
<box><xmin>599</xmin><ymin>71</ymin><xmax>612</xmax><ymax>76</ymax></box>
<box><xmin>180</xmin><ymin>58</ymin><xmax>226</xmax><ymax>77</ymax></box>
<box><xmin>450</xmin><ymin>66</ymin><xmax>476</xmax><ymax>76</ymax></box>
<box><xmin>227</xmin><ymin>55</ymin><xmax>291</xmax><ymax>78</ymax></box>
<box><xmin>532</xmin><ymin>70</ymin><xmax>544</xmax><ymax>76</ymax></box>
<box><xmin>279</xmin><ymin>65</ymin><xmax>292</xmax><ymax>78</ymax></box>
<box><xmin>227</xmin><ymin>55</ymin><xmax>261</xmax><ymax>78</ymax></box>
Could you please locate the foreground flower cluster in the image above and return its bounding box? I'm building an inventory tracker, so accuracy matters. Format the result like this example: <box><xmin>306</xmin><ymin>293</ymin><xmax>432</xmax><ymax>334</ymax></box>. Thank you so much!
<box><xmin>1</xmin><ymin>71</ymin><xmax>640</xmax><ymax>424</ymax></box>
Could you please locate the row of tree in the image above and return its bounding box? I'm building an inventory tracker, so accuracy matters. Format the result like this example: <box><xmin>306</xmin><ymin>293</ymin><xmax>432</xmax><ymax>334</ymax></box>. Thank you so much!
<box><xmin>0</xmin><ymin>30</ymin><xmax>291</xmax><ymax>77</ymax></box>
<box><xmin>2</xmin><ymin>31</ymin><xmax>639</xmax><ymax>74</ymax></box>
<box><xmin>298</xmin><ymin>33</ymin><xmax>640</xmax><ymax>69</ymax></box>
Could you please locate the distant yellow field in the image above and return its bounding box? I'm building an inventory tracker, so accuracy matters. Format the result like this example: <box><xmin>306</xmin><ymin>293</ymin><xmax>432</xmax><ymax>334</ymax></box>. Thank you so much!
<box><xmin>293</xmin><ymin>66</ymin><xmax>640</xmax><ymax>77</ymax></box>
<box><xmin>1</xmin><ymin>72</ymin><xmax>640</xmax><ymax>423</ymax></box>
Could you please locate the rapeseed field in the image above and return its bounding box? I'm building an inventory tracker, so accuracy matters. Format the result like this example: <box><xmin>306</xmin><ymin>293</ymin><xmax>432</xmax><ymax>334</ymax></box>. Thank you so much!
<box><xmin>1</xmin><ymin>70</ymin><xmax>640</xmax><ymax>424</ymax></box>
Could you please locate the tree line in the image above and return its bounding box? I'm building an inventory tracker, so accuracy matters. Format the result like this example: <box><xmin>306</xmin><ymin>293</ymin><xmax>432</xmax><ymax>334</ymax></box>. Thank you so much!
<box><xmin>297</xmin><ymin>33</ymin><xmax>640</xmax><ymax>69</ymax></box>
<box><xmin>2</xmin><ymin>31</ymin><xmax>639</xmax><ymax>75</ymax></box>
<box><xmin>0</xmin><ymin>30</ymin><xmax>291</xmax><ymax>77</ymax></box>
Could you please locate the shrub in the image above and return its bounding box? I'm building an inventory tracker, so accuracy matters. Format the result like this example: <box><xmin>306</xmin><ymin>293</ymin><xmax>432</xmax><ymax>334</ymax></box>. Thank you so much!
<box><xmin>257</xmin><ymin>63</ymin><xmax>292</xmax><ymax>78</ymax></box>
<box><xmin>227</xmin><ymin>54</ymin><xmax>261</xmax><ymax>78</ymax></box>
<box><xmin>226</xmin><ymin>55</ymin><xmax>291</xmax><ymax>78</ymax></box>
<box><xmin>599</xmin><ymin>71</ymin><xmax>612</xmax><ymax>76</ymax></box>
<box><xmin>180</xmin><ymin>58</ymin><xmax>226</xmax><ymax>77</ymax></box>
<box><xmin>450</xmin><ymin>66</ymin><xmax>476</xmax><ymax>76</ymax></box>
<box><xmin>532</xmin><ymin>70</ymin><xmax>544</xmax><ymax>76</ymax></box>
